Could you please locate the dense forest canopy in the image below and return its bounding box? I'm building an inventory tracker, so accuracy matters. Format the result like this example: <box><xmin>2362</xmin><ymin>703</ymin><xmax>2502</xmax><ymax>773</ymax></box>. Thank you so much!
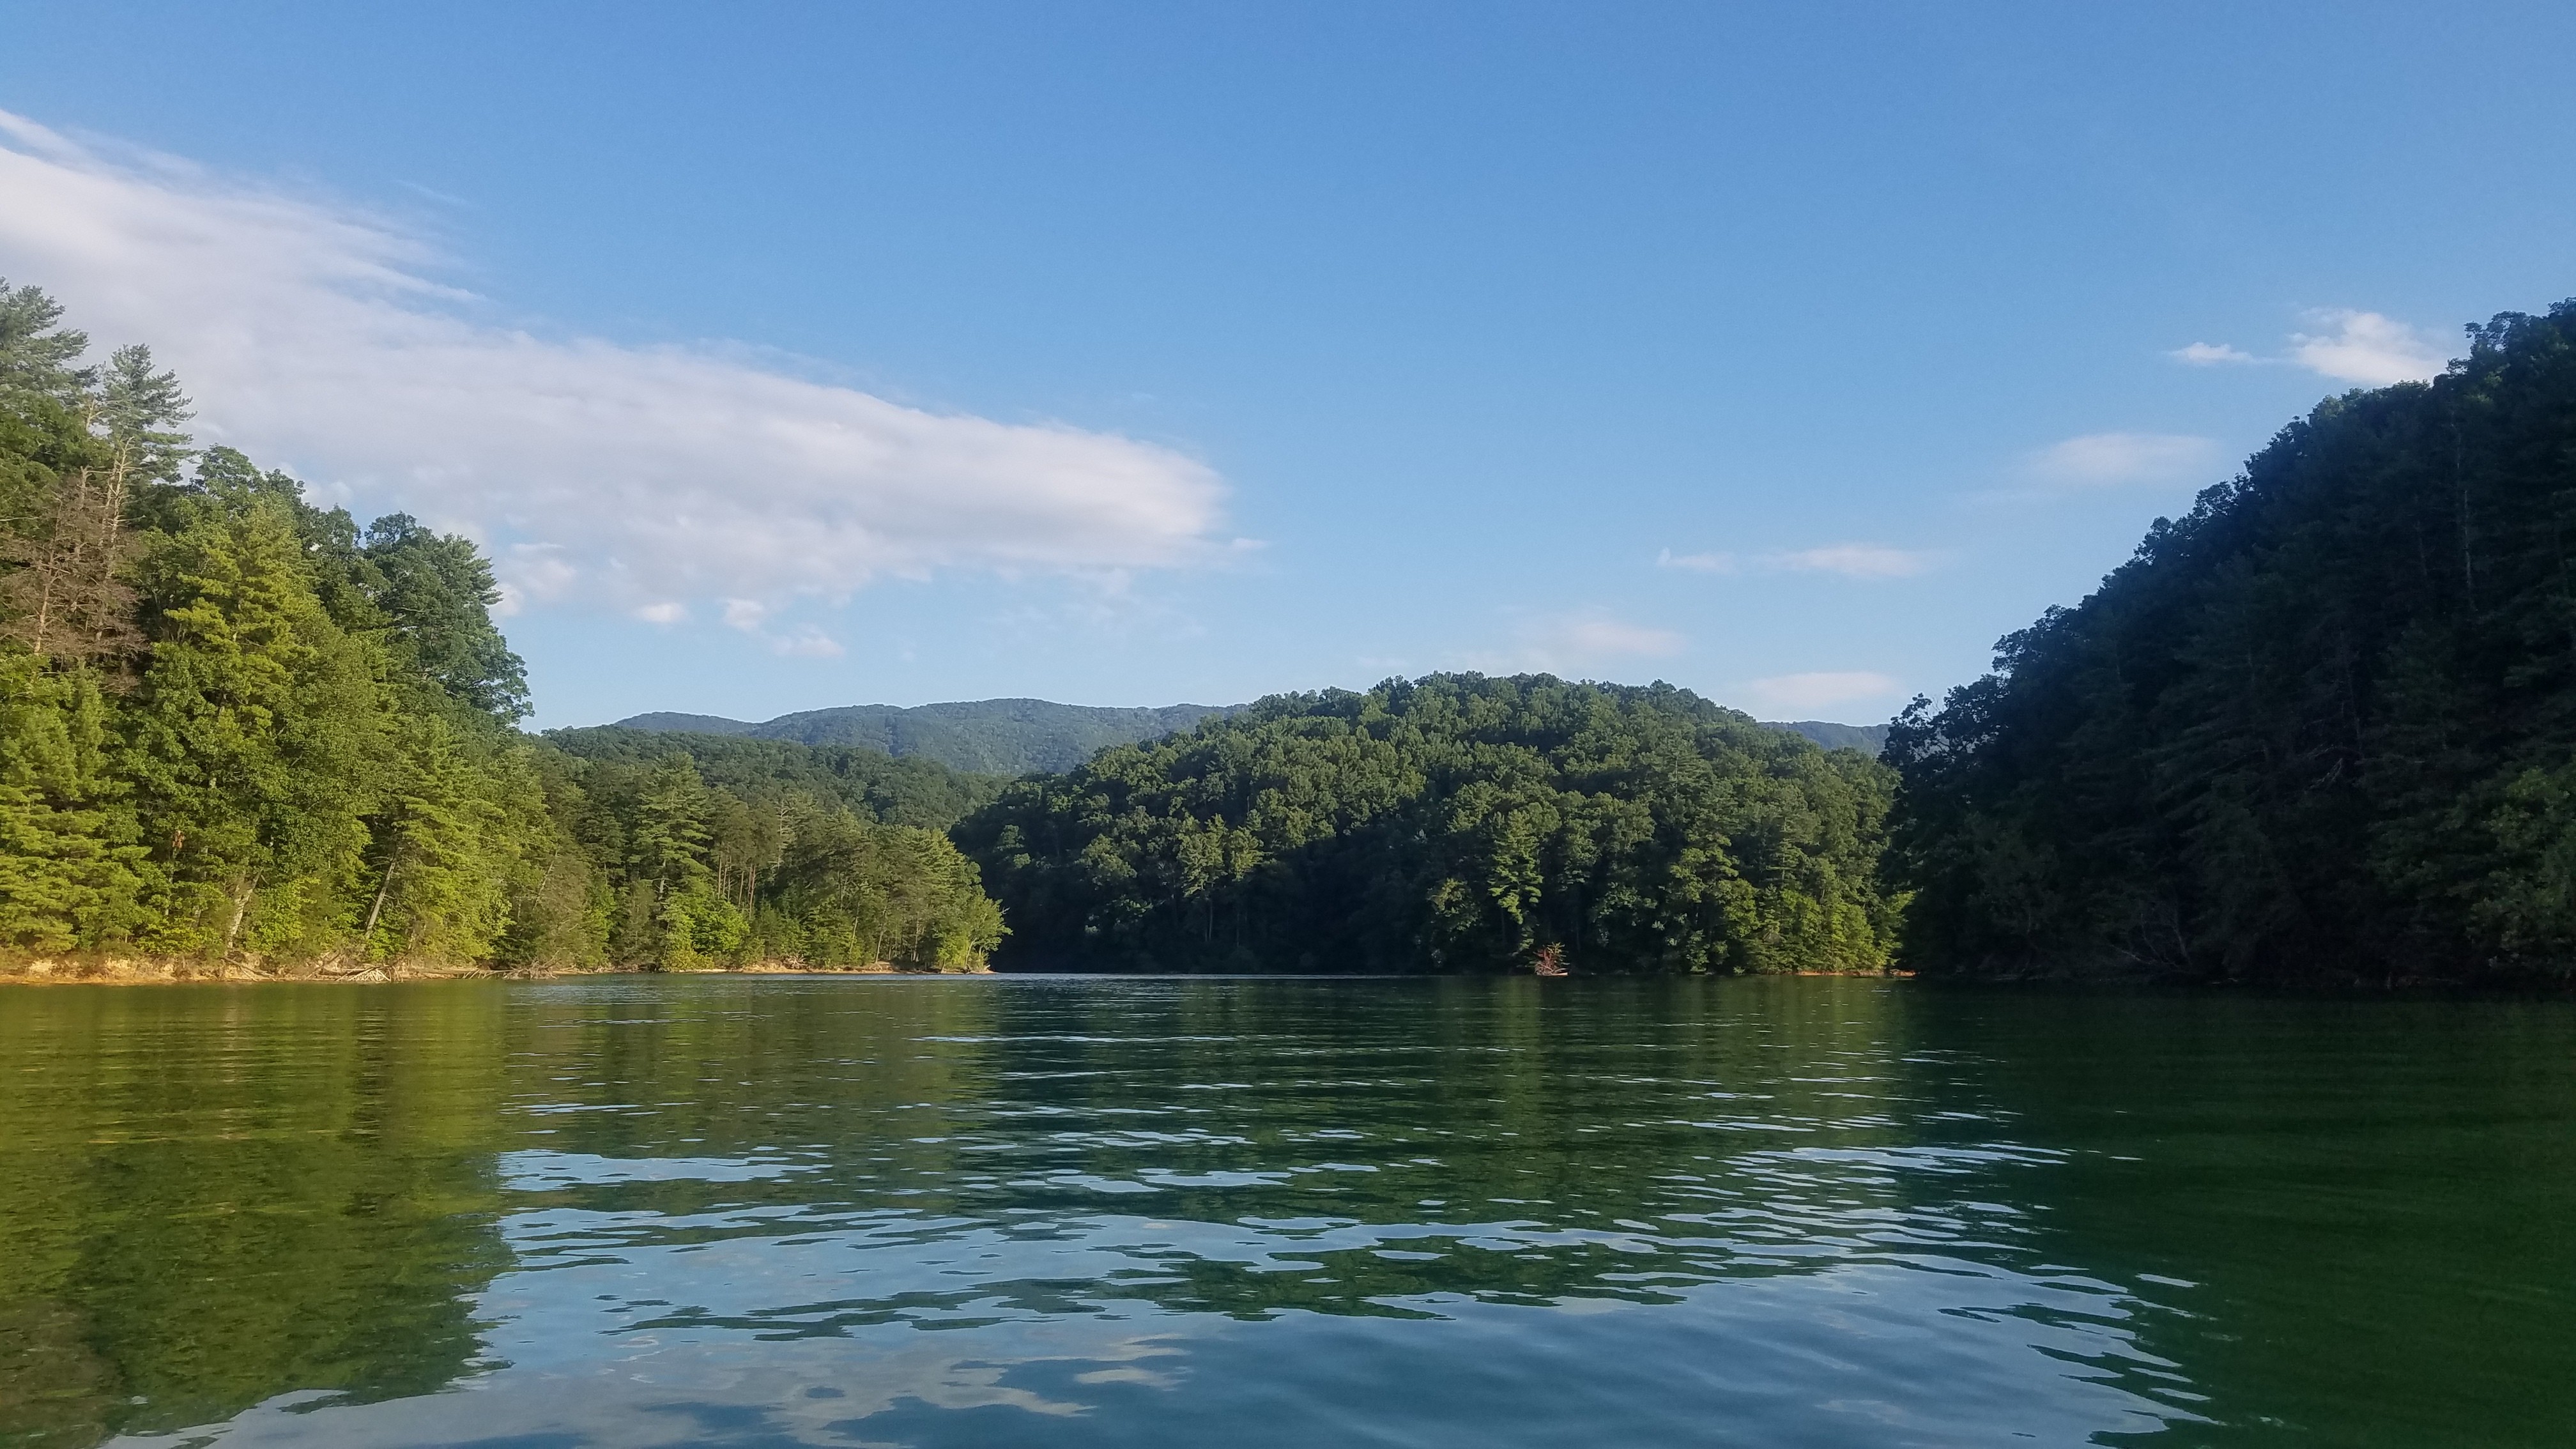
<box><xmin>544</xmin><ymin>726</ymin><xmax>1003</xmax><ymax>831</ymax></box>
<box><xmin>954</xmin><ymin>674</ymin><xmax>1901</xmax><ymax>974</ymax></box>
<box><xmin>1886</xmin><ymin>300</ymin><xmax>2576</xmax><ymax>985</ymax></box>
<box><xmin>0</xmin><ymin>281</ymin><xmax>1002</xmax><ymax>972</ymax></box>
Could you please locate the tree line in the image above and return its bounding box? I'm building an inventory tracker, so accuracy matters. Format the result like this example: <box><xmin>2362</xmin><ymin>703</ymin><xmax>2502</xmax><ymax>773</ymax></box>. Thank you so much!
<box><xmin>0</xmin><ymin>281</ymin><xmax>1002</xmax><ymax>972</ymax></box>
<box><xmin>15</xmin><ymin>272</ymin><xmax>2576</xmax><ymax>983</ymax></box>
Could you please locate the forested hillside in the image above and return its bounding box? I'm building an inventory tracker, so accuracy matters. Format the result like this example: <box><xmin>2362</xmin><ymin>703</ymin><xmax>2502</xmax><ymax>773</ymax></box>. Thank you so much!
<box><xmin>544</xmin><ymin>727</ymin><xmax>1002</xmax><ymax>830</ymax></box>
<box><xmin>616</xmin><ymin>698</ymin><xmax>1233</xmax><ymax>774</ymax></box>
<box><xmin>1886</xmin><ymin>301</ymin><xmax>2576</xmax><ymax>985</ymax></box>
<box><xmin>0</xmin><ymin>282</ymin><xmax>1002</xmax><ymax>972</ymax></box>
<box><xmin>954</xmin><ymin>673</ymin><xmax>1900</xmax><ymax>973</ymax></box>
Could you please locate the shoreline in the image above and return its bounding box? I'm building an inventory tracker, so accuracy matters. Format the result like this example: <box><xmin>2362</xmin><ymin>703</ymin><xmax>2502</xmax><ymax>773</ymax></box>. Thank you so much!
<box><xmin>0</xmin><ymin>957</ymin><xmax>981</xmax><ymax>986</ymax></box>
<box><xmin>0</xmin><ymin>958</ymin><xmax>1905</xmax><ymax>987</ymax></box>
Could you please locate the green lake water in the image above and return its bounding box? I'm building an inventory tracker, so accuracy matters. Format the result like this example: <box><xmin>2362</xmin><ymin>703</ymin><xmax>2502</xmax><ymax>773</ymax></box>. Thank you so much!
<box><xmin>1</xmin><ymin>976</ymin><xmax>2570</xmax><ymax>1447</ymax></box>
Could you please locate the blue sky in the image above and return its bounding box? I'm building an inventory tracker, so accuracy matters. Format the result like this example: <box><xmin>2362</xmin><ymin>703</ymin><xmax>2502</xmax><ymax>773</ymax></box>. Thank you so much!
<box><xmin>2</xmin><ymin>2</ymin><xmax>2570</xmax><ymax>728</ymax></box>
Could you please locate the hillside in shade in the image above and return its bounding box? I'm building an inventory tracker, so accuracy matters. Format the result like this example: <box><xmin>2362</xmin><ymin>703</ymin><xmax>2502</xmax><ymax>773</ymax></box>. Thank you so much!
<box><xmin>1887</xmin><ymin>300</ymin><xmax>2576</xmax><ymax>985</ymax></box>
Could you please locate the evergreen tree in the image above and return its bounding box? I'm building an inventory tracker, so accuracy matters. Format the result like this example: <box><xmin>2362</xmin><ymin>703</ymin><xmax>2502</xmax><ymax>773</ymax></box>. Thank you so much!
<box><xmin>119</xmin><ymin>496</ymin><xmax>388</xmax><ymax>955</ymax></box>
<box><xmin>360</xmin><ymin>714</ymin><xmax>512</xmax><ymax>963</ymax></box>
<box><xmin>0</xmin><ymin>654</ymin><xmax>146</xmax><ymax>949</ymax></box>
<box><xmin>360</xmin><ymin>514</ymin><xmax>529</xmax><ymax>721</ymax></box>
<box><xmin>0</xmin><ymin>279</ymin><xmax>94</xmax><ymax>408</ymax></box>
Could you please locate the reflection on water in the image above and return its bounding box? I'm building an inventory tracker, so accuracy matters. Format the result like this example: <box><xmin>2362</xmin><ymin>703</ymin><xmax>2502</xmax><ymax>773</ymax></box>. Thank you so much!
<box><xmin>1</xmin><ymin>977</ymin><xmax>2570</xmax><ymax>1446</ymax></box>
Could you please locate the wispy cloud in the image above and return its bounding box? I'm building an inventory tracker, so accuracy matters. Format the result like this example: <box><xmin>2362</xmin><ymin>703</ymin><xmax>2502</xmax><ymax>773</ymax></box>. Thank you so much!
<box><xmin>1464</xmin><ymin>608</ymin><xmax>1685</xmax><ymax>676</ymax></box>
<box><xmin>0</xmin><ymin>111</ymin><xmax>1234</xmax><ymax>616</ymax></box>
<box><xmin>2027</xmin><ymin>431</ymin><xmax>2218</xmax><ymax>489</ymax></box>
<box><xmin>2289</xmin><ymin>309</ymin><xmax>2448</xmax><ymax>386</ymax></box>
<box><xmin>1745</xmin><ymin>671</ymin><xmax>1899</xmax><ymax>713</ymax></box>
<box><xmin>715</xmin><ymin>597</ymin><xmax>844</xmax><ymax>657</ymax></box>
<box><xmin>1767</xmin><ymin>542</ymin><xmax>1935</xmax><ymax>579</ymax></box>
<box><xmin>768</xmin><ymin>625</ymin><xmax>845</xmax><ymax>659</ymax></box>
<box><xmin>2170</xmin><ymin>309</ymin><xmax>2451</xmax><ymax>388</ymax></box>
<box><xmin>1655</xmin><ymin>548</ymin><xmax>1736</xmax><ymax>573</ymax></box>
<box><xmin>1662</xmin><ymin>543</ymin><xmax>1935</xmax><ymax>579</ymax></box>
<box><xmin>2170</xmin><ymin>341</ymin><xmax>2258</xmax><ymax>365</ymax></box>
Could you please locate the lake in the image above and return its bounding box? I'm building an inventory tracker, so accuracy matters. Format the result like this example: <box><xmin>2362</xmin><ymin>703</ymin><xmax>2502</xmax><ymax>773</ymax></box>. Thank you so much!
<box><xmin>1</xmin><ymin>976</ymin><xmax>2570</xmax><ymax>1447</ymax></box>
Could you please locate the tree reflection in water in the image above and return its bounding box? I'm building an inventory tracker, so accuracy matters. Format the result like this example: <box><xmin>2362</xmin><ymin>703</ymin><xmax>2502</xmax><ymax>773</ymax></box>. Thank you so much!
<box><xmin>1</xmin><ymin>977</ymin><xmax>2570</xmax><ymax>1448</ymax></box>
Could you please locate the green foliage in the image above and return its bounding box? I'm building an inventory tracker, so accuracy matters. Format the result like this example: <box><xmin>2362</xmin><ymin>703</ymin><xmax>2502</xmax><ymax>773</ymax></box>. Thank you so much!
<box><xmin>0</xmin><ymin>654</ymin><xmax>147</xmax><ymax>949</ymax></box>
<box><xmin>556</xmin><ymin>751</ymin><xmax>1004</xmax><ymax>970</ymax></box>
<box><xmin>545</xmin><ymin>726</ymin><xmax>1003</xmax><ymax>829</ymax></box>
<box><xmin>0</xmin><ymin>278</ymin><xmax>95</xmax><ymax>407</ymax></box>
<box><xmin>1885</xmin><ymin>300</ymin><xmax>2576</xmax><ymax>983</ymax></box>
<box><xmin>758</xmin><ymin>806</ymin><xmax>1006</xmax><ymax>968</ymax></box>
<box><xmin>96</xmin><ymin>344</ymin><xmax>192</xmax><ymax>485</ymax></box>
<box><xmin>359</xmin><ymin>513</ymin><xmax>530</xmax><ymax>721</ymax></box>
<box><xmin>361</xmin><ymin>714</ymin><xmax>514</xmax><ymax>963</ymax></box>
<box><xmin>120</xmin><ymin>494</ymin><xmax>388</xmax><ymax>954</ymax></box>
<box><xmin>0</xmin><ymin>282</ymin><xmax>1005</xmax><ymax>972</ymax></box>
<box><xmin>954</xmin><ymin>673</ymin><xmax>1900</xmax><ymax>974</ymax></box>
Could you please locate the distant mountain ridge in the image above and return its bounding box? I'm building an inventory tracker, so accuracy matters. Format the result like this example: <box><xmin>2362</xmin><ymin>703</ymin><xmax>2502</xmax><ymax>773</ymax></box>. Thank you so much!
<box><xmin>1770</xmin><ymin>720</ymin><xmax>1890</xmax><ymax>754</ymax></box>
<box><xmin>611</xmin><ymin>698</ymin><xmax>1888</xmax><ymax>775</ymax></box>
<box><xmin>611</xmin><ymin>699</ymin><xmax>1236</xmax><ymax>776</ymax></box>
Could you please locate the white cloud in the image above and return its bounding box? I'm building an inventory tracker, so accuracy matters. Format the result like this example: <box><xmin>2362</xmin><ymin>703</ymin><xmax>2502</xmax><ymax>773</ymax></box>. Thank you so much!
<box><xmin>1766</xmin><ymin>542</ymin><xmax>1935</xmax><ymax>579</ymax></box>
<box><xmin>0</xmin><ymin>111</ymin><xmax>1231</xmax><ymax>614</ymax></box>
<box><xmin>769</xmin><ymin>625</ymin><xmax>845</xmax><ymax>659</ymax></box>
<box><xmin>1655</xmin><ymin>548</ymin><xmax>1736</xmax><ymax>572</ymax></box>
<box><xmin>632</xmin><ymin>602</ymin><xmax>688</xmax><ymax>625</ymax></box>
<box><xmin>2290</xmin><ymin>309</ymin><xmax>2448</xmax><ymax>386</ymax></box>
<box><xmin>1666</xmin><ymin>541</ymin><xmax>1936</xmax><ymax>580</ymax></box>
<box><xmin>2171</xmin><ymin>310</ymin><xmax>2451</xmax><ymax>388</ymax></box>
<box><xmin>1465</xmin><ymin>608</ymin><xmax>1685</xmax><ymax>675</ymax></box>
<box><xmin>2027</xmin><ymin>431</ymin><xmax>2218</xmax><ymax>488</ymax></box>
<box><xmin>1746</xmin><ymin>671</ymin><xmax>1899</xmax><ymax>712</ymax></box>
<box><xmin>497</xmin><ymin>544</ymin><xmax>575</xmax><ymax>617</ymax></box>
<box><xmin>714</xmin><ymin>595</ymin><xmax>845</xmax><ymax>659</ymax></box>
<box><xmin>2171</xmin><ymin>341</ymin><xmax>2258</xmax><ymax>365</ymax></box>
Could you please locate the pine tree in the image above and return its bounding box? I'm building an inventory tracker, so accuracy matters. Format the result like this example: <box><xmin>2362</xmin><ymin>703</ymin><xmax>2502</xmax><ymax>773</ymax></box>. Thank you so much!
<box><xmin>120</xmin><ymin>497</ymin><xmax>388</xmax><ymax>956</ymax></box>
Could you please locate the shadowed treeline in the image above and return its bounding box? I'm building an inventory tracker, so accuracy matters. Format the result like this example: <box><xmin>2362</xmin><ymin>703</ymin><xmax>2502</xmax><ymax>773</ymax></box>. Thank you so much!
<box><xmin>1888</xmin><ymin>302</ymin><xmax>2576</xmax><ymax>985</ymax></box>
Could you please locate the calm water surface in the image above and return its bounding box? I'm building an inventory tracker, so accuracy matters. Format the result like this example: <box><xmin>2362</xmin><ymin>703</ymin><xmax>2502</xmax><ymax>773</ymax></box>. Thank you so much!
<box><xmin>1</xmin><ymin>976</ymin><xmax>2570</xmax><ymax>1447</ymax></box>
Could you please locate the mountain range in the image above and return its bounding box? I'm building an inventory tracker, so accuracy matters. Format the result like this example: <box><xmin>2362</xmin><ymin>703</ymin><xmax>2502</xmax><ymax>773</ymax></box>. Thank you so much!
<box><xmin>610</xmin><ymin>698</ymin><xmax>1889</xmax><ymax>776</ymax></box>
